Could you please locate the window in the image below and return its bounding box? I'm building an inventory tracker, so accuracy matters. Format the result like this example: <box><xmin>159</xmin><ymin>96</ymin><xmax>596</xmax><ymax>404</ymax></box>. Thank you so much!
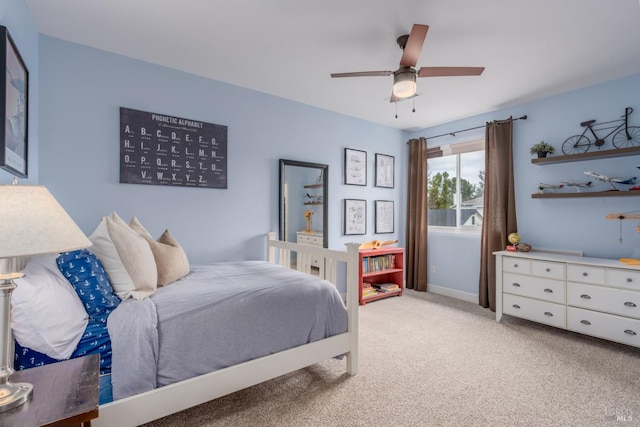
<box><xmin>427</xmin><ymin>139</ymin><xmax>484</xmax><ymax>229</ymax></box>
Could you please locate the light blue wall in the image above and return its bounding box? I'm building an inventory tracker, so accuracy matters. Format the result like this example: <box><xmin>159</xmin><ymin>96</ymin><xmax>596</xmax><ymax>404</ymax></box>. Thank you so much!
<box><xmin>0</xmin><ymin>0</ymin><xmax>38</xmax><ymax>184</ymax></box>
<box><xmin>37</xmin><ymin>36</ymin><xmax>404</xmax><ymax>263</ymax></box>
<box><xmin>408</xmin><ymin>73</ymin><xmax>640</xmax><ymax>296</ymax></box>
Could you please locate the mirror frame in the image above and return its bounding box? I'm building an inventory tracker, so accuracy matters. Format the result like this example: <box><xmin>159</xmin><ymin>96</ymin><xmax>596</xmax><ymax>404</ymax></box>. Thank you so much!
<box><xmin>279</xmin><ymin>159</ymin><xmax>328</xmax><ymax>248</ymax></box>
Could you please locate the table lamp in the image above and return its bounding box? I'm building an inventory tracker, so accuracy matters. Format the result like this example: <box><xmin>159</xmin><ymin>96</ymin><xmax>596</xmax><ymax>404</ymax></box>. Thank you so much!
<box><xmin>0</xmin><ymin>181</ymin><xmax>91</xmax><ymax>413</ymax></box>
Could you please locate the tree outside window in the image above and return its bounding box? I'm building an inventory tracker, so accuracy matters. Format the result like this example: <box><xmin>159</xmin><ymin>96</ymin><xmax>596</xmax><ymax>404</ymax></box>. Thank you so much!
<box><xmin>427</xmin><ymin>144</ymin><xmax>484</xmax><ymax>229</ymax></box>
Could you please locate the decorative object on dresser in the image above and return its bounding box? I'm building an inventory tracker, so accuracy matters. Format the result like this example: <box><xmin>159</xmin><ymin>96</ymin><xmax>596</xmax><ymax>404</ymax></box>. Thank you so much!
<box><xmin>495</xmin><ymin>250</ymin><xmax>640</xmax><ymax>348</ymax></box>
<box><xmin>0</xmin><ymin>25</ymin><xmax>29</xmax><ymax>178</ymax></box>
<box><xmin>359</xmin><ymin>247</ymin><xmax>404</xmax><ymax>305</ymax></box>
<box><xmin>0</xmin><ymin>182</ymin><xmax>91</xmax><ymax>413</ymax></box>
<box><xmin>344</xmin><ymin>148</ymin><xmax>367</xmax><ymax>186</ymax></box>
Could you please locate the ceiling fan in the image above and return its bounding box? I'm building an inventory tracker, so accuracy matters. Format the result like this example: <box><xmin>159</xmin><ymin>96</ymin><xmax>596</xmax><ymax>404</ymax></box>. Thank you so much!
<box><xmin>331</xmin><ymin>24</ymin><xmax>485</xmax><ymax>102</ymax></box>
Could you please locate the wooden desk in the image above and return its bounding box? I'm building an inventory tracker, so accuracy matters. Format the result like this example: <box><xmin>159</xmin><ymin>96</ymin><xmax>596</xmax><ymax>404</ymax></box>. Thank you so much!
<box><xmin>0</xmin><ymin>354</ymin><xmax>99</xmax><ymax>427</ymax></box>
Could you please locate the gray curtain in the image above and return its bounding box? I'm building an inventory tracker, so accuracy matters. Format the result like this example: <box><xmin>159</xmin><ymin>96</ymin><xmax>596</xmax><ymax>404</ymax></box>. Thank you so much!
<box><xmin>406</xmin><ymin>137</ymin><xmax>428</xmax><ymax>291</ymax></box>
<box><xmin>479</xmin><ymin>118</ymin><xmax>517</xmax><ymax>310</ymax></box>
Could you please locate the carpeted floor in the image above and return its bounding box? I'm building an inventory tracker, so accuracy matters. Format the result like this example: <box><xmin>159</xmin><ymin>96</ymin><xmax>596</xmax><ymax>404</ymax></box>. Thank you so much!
<box><xmin>142</xmin><ymin>290</ymin><xmax>640</xmax><ymax>426</ymax></box>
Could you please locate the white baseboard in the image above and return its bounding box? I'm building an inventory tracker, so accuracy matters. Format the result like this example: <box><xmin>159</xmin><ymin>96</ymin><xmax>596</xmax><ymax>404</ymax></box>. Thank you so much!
<box><xmin>427</xmin><ymin>283</ymin><xmax>478</xmax><ymax>304</ymax></box>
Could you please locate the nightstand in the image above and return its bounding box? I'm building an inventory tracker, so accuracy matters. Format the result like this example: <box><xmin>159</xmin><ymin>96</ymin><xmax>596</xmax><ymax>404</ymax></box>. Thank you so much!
<box><xmin>1</xmin><ymin>354</ymin><xmax>99</xmax><ymax>427</ymax></box>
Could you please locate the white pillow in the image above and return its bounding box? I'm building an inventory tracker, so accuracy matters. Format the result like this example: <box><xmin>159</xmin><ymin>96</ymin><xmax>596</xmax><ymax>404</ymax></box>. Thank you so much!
<box><xmin>12</xmin><ymin>254</ymin><xmax>89</xmax><ymax>360</ymax></box>
<box><xmin>89</xmin><ymin>212</ymin><xmax>157</xmax><ymax>300</ymax></box>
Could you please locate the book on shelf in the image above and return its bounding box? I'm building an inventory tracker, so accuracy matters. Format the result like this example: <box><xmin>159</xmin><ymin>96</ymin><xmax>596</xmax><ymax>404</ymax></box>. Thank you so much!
<box><xmin>362</xmin><ymin>254</ymin><xmax>397</xmax><ymax>274</ymax></box>
<box><xmin>373</xmin><ymin>283</ymin><xmax>400</xmax><ymax>292</ymax></box>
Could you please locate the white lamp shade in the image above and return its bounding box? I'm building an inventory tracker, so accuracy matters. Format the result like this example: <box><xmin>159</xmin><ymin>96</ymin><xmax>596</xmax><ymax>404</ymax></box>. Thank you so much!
<box><xmin>393</xmin><ymin>69</ymin><xmax>417</xmax><ymax>98</ymax></box>
<box><xmin>0</xmin><ymin>185</ymin><xmax>91</xmax><ymax>259</ymax></box>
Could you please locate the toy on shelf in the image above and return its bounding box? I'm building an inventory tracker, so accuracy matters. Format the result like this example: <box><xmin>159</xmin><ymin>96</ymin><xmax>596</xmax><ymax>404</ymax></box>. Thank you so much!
<box><xmin>359</xmin><ymin>239</ymin><xmax>398</xmax><ymax>250</ymax></box>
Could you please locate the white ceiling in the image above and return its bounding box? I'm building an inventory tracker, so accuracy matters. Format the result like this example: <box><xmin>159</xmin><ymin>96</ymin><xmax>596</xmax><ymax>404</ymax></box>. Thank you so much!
<box><xmin>25</xmin><ymin>0</ymin><xmax>640</xmax><ymax>131</ymax></box>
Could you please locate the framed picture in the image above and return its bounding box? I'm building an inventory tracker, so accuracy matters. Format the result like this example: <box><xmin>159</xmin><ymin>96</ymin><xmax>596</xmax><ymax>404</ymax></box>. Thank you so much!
<box><xmin>344</xmin><ymin>199</ymin><xmax>366</xmax><ymax>235</ymax></box>
<box><xmin>344</xmin><ymin>148</ymin><xmax>366</xmax><ymax>186</ymax></box>
<box><xmin>375</xmin><ymin>153</ymin><xmax>394</xmax><ymax>188</ymax></box>
<box><xmin>0</xmin><ymin>26</ymin><xmax>28</xmax><ymax>178</ymax></box>
<box><xmin>375</xmin><ymin>200</ymin><xmax>394</xmax><ymax>234</ymax></box>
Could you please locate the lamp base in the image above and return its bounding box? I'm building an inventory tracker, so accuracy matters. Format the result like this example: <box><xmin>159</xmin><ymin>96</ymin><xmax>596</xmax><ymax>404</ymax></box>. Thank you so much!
<box><xmin>0</xmin><ymin>380</ymin><xmax>33</xmax><ymax>413</ymax></box>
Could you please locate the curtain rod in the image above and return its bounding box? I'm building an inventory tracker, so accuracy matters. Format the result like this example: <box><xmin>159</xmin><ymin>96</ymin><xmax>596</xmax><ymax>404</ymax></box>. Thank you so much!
<box><xmin>420</xmin><ymin>115</ymin><xmax>528</xmax><ymax>141</ymax></box>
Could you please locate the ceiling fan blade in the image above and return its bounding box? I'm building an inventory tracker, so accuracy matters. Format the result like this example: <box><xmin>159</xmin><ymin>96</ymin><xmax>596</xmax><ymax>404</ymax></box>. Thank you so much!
<box><xmin>331</xmin><ymin>71</ymin><xmax>393</xmax><ymax>78</ymax></box>
<box><xmin>418</xmin><ymin>67</ymin><xmax>485</xmax><ymax>77</ymax></box>
<box><xmin>390</xmin><ymin>92</ymin><xmax>400</xmax><ymax>103</ymax></box>
<box><xmin>399</xmin><ymin>24</ymin><xmax>429</xmax><ymax>67</ymax></box>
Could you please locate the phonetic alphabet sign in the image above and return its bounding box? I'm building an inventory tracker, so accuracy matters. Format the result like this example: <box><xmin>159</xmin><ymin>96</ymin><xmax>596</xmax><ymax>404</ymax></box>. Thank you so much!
<box><xmin>120</xmin><ymin>107</ymin><xmax>227</xmax><ymax>189</ymax></box>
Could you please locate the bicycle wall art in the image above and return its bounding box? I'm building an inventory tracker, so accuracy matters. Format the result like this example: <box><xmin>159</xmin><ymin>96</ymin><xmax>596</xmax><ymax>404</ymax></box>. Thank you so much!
<box><xmin>562</xmin><ymin>107</ymin><xmax>640</xmax><ymax>155</ymax></box>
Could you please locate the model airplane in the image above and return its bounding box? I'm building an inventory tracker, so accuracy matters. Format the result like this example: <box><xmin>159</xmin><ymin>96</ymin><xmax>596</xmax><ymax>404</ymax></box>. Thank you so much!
<box><xmin>584</xmin><ymin>171</ymin><xmax>638</xmax><ymax>190</ymax></box>
<box><xmin>561</xmin><ymin>180</ymin><xmax>593</xmax><ymax>192</ymax></box>
<box><xmin>538</xmin><ymin>183</ymin><xmax>564</xmax><ymax>193</ymax></box>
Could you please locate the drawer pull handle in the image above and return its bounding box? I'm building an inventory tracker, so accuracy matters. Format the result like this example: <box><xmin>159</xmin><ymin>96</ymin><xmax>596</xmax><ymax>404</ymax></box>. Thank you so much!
<box><xmin>512</xmin><ymin>304</ymin><xmax>521</xmax><ymax>309</ymax></box>
<box><xmin>627</xmin><ymin>278</ymin><xmax>633</xmax><ymax>283</ymax></box>
<box><xmin>513</xmin><ymin>264</ymin><xmax>518</xmax><ymax>268</ymax></box>
<box><xmin>580</xmin><ymin>320</ymin><xmax>591</xmax><ymax>325</ymax></box>
<box><xmin>580</xmin><ymin>294</ymin><xmax>591</xmax><ymax>300</ymax></box>
<box><xmin>544</xmin><ymin>312</ymin><xmax>553</xmax><ymax>317</ymax></box>
<box><xmin>583</xmin><ymin>272</ymin><xmax>588</xmax><ymax>277</ymax></box>
<box><xmin>545</xmin><ymin>268</ymin><xmax>551</xmax><ymax>272</ymax></box>
<box><xmin>624</xmin><ymin>330</ymin><xmax>637</xmax><ymax>336</ymax></box>
<box><xmin>512</xmin><ymin>283</ymin><xmax>521</xmax><ymax>287</ymax></box>
<box><xmin>624</xmin><ymin>302</ymin><xmax>637</xmax><ymax>308</ymax></box>
<box><xmin>544</xmin><ymin>288</ymin><xmax>553</xmax><ymax>293</ymax></box>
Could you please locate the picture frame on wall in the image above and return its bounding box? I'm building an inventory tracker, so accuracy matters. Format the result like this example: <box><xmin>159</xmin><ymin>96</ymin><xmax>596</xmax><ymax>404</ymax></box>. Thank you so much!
<box><xmin>344</xmin><ymin>148</ymin><xmax>367</xmax><ymax>186</ymax></box>
<box><xmin>0</xmin><ymin>26</ymin><xmax>29</xmax><ymax>178</ymax></box>
<box><xmin>375</xmin><ymin>153</ymin><xmax>394</xmax><ymax>188</ymax></box>
<box><xmin>375</xmin><ymin>200</ymin><xmax>394</xmax><ymax>234</ymax></box>
<box><xmin>344</xmin><ymin>198</ymin><xmax>366</xmax><ymax>235</ymax></box>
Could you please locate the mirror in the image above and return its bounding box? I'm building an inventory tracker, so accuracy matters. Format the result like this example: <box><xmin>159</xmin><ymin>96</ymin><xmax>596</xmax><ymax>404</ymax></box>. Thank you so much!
<box><xmin>279</xmin><ymin>159</ymin><xmax>328</xmax><ymax>249</ymax></box>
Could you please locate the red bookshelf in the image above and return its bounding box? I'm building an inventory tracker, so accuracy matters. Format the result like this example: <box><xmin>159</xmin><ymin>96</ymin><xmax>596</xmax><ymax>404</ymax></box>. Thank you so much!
<box><xmin>359</xmin><ymin>247</ymin><xmax>404</xmax><ymax>305</ymax></box>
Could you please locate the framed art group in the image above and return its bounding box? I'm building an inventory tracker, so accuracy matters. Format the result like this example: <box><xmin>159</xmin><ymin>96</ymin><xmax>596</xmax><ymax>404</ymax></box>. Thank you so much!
<box><xmin>343</xmin><ymin>148</ymin><xmax>395</xmax><ymax>235</ymax></box>
<box><xmin>0</xmin><ymin>25</ymin><xmax>29</xmax><ymax>178</ymax></box>
<box><xmin>344</xmin><ymin>148</ymin><xmax>395</xmax><ymax>189</ymax></box>
<box><xmin>343</xmin><ymin>198</ymin><xmax>395</xmax><ymax>235</ymax></box>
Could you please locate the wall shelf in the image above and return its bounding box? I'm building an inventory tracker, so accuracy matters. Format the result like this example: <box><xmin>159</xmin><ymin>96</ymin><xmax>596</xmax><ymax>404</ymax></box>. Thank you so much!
<box><xmin>532</xmin><ymin>191</ymin><xmax>640</xmax><ymax>199</ymax></box>
<box><xmin>531</xmin><ymin>146</ymin><xmax>640</xmax><ymax>165</ymax></box>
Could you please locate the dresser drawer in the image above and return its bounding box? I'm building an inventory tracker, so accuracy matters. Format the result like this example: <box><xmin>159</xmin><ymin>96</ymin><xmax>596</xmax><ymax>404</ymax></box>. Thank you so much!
<box><xmin>567</xmin><ymin>282</ymin><xmax>640</xmax><ymax>319</ymax></box>
<box><xmin>531</xmin><ymin>260</ymin><xmax>565</xmax><ymax>281</ymax></box>
<box><xmin>567</xmin><ymin>264</ymin><xmax>605</xmax><ymax>285</ymax></box>
<box><xmin>297</xmin><ymin>233</ymin><xmax>322</xmax><ymax>245</ymax></box>
<box><xmin>567</xmin><ymin>307</ymin><xmax>640</xmax><ymax>348</ymax></box>
<box><xmin>503</xmin><ymin>257</ymin><xmax>531</xmax><ymax>274</ymax></box>
<box><xmin>608</xmin><ymin>268</ymin><xmax>640</xmax><ymax>291</ymax></box>
<box><xmin>503</xmin><ymin>273</ymin><xmax>566</xmax><ymax>304</ymax></box>
<box><xmin>503</xmin><ymin>294</ymin><xmax>566</xmax><ymax>328</ymax></box>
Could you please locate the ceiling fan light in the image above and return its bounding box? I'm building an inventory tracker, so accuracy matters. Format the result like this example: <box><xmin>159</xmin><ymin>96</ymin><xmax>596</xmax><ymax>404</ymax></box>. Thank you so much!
<box><xmin>393</xmin><ymin>70</ymin><xmax>417</xmax><ymax>98</ymax></box>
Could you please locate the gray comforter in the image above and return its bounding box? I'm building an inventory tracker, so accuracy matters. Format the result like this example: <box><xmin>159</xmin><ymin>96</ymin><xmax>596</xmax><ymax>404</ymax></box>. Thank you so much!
<box><xmin>107</xmin><ymin>261</ymin><xmax>347</xmax><ymax>400</ymax></box>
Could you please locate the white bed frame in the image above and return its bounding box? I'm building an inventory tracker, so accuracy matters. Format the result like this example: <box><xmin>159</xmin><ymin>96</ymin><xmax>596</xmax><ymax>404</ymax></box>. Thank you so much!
<box><xmin>94</xmin><ymin>233</ymin><xmax>360</xmax><ymax>427</ymax></box>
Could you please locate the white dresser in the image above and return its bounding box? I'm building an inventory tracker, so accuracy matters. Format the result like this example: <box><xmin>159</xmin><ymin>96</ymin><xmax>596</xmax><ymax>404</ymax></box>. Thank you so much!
<box><xmin>495</xmin><ymin>250</ymin><xmax>640</xmax><ymax>348</ymax></box>
<box><xmin>296</xmin><ymin>231</ymin><xmax>323</xmax><ymax>268</ymax></box>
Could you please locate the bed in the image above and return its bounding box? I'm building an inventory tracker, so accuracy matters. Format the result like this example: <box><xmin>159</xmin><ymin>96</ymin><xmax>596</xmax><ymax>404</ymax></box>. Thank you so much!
<box><xmin>12</xmin><ymin>229</ymin><xmax>360</xmax><ymax>427</ymax></box>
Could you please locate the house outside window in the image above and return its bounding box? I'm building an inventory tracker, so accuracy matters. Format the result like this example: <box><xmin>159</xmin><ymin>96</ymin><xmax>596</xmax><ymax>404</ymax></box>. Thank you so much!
<box><xmin>427</xmin><ymin>138</ymin><xmax>484</xmax><ymax>230</ymax></box>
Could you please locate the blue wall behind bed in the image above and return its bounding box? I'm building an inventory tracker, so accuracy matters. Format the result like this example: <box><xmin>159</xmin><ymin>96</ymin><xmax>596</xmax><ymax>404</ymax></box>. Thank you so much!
<box><xmin>35</xmin><ymin>36</ymin><xmax>405</xmax><ymax>263</ymax></box>
<box><xmin>0</xmin><ymin>0</ymin><xmax>39</xmax><ymax>185</ymax></box>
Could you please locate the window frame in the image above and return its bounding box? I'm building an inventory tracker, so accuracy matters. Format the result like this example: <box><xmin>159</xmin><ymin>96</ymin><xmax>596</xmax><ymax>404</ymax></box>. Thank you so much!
<box><xmin>427</xmin><ymin>138</ymin><xmax>484</xmax><ymax>233</ymax></box>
